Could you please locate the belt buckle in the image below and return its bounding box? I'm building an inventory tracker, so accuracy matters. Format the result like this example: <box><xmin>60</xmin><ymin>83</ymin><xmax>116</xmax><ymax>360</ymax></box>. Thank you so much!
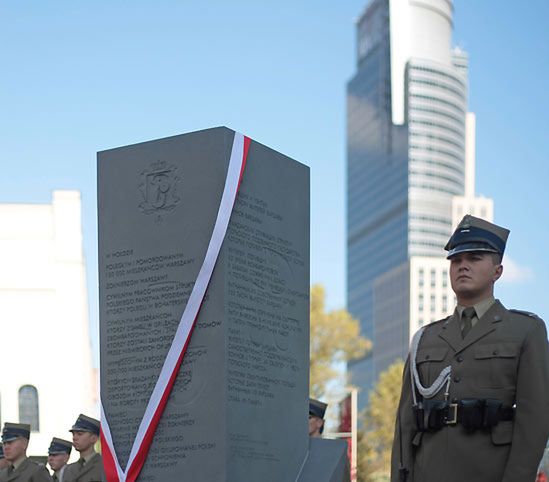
<box><xmin>445</xmin><ymin>403</ymin><xmax>458</xmax><ymax>425</ymax></box>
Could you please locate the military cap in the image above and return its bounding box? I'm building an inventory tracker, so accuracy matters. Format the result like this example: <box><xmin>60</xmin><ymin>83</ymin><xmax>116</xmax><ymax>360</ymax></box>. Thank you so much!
<box><xmin>309</xmin><ymin>398</ymin><xmax>328</xmax><ymax>419</ymax></box>
<box><xmin>48</xmin><ymin>437</ymin><xmax>72</xmax><ymax>455</ymax></box>
<box><xmin>69</xmin><ymin>414</ymin><xmax>100</xmax><ymax>435</ymax></box>
<box><xmin>1</xmin><ymin>423</ymin><xmax>31</xmax><ymax>442</ymax></box>
<box><xmin>445</xmin><ymin>214</ymin><xmax>510</xmax><ymax>259</ymax></box>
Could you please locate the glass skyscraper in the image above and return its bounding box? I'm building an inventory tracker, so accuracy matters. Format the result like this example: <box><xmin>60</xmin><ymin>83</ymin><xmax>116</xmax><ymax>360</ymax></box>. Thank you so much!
<box><xmin>347</xmin><ymin>0</ymin><xmax>472</xmax><ymax>408</ymax></box>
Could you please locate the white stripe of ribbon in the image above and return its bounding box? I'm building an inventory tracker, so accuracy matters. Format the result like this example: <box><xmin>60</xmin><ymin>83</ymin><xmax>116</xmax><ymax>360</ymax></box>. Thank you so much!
<box><xmin>101</xmin><ymin>132</ymin><xmax>246</xmax><ymax>481</ymax></box>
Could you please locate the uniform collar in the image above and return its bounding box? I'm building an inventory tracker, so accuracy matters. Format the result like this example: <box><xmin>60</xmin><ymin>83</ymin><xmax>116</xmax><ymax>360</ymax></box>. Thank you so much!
<box><xmin>81</xmin><ymin>451</ymin><xmax>97</xmax><ymax>465</ymax></box>
<box><xmin>12</xmin><ymin>455</ymin><xmax>27</xmax><ymax>470</ymax></box>
<box><xmin>457</xmin><ymin>296</ymin><xmax>495</xmax><ymax>320</ymax></box>
<box><xmin>439</xmin><ymin>299</ymin><xmax>506</xmax><ymax>354</ymax></box>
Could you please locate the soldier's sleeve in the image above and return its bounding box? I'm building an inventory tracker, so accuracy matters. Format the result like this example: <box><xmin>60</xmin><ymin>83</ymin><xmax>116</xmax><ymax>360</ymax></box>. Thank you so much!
<box><xmin>390</xmin><ymin>356</ymin><xmax>415</xmax><ymax>482</ymax></box>
<box><xmin>99</xmin><ymin>455</ymin><xmax>107</xmax><ymax>482</ymax></box>
<box><xmin>31</xmin><ymin>464</ymin><xmax>53</xmax><ymax>482</ymax></box>
<box><xmin>502</xmin><ymin>317</ymin><xmax>549</xmax><ymax>482</ymax></box>
<box><xmin>62</xmin><ymin>463</ymin><xmax>76</xmax><ymax>482</ymax></box>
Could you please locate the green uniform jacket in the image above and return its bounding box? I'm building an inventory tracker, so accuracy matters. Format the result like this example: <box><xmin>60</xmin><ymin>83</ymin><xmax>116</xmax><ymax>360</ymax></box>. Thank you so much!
<box><xmin>0</xmin><ymin>458</ymin><xmax>52</xmax><ymax>482</ymax></box>
<box><xmin>63</xmin><ymin>454</ymin><xmax>105</xmax><ymax>482</ymax></box>
<box><xmin>391</xmin><ymin>300</ymin><xmax>549</xmax><ymax>482</ymax></box>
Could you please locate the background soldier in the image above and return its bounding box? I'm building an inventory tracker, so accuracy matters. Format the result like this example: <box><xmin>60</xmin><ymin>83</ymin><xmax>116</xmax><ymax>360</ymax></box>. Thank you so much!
<box><xmin>309</xmin><ymin>398</ymin><xmax>328</xmax><ymax>438</ymax></box>
<box><xmin>391</xmin><ymin>215</ymin><xmax>549</xmax><ymax>482</ymax></box>
<box><xmin>0</xmin><ymin>423</ymin><xmax>52</xmax><ymax>482</ymax></box>
<box><xmin>47</xmin><ymin>438</ymin><xmax>72</xmax><ymax>482</ymax></box>
<box><xmin>63</xmin><ymin>415</ymin><xmax>104</xmax><ymax>482</ymax></box>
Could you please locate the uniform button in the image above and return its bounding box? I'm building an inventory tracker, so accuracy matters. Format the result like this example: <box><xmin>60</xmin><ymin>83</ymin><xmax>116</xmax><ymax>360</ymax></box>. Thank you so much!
<box><xmin>425</xmin><ymin>355</ymin><xmax>430</xmax><ymax>360</ymax></box>
<box><xmin>454</xmin><ymin>376</ymin><xmax>461</xmax><ymax>383</ymax></box>
<box><xmin>456</xmin><ymin>355</ymin><xmax>463</xmax><ymax>362</ymax></box>
<box><xmin>493</xmin><ymin>350</ymin><xmax>498</xmax><ymax>356</ymax></box>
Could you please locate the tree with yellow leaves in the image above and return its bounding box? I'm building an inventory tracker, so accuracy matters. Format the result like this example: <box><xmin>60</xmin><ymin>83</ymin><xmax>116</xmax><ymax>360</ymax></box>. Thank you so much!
<box><xmin>310</xmin><ymin>284</ymin><xmax>371</xmax><ymax>398</ymax></box>
<box><xmin>357</xmin><ymin>359</ymin><xmax>405</xmax><ymax>482</ymax></box>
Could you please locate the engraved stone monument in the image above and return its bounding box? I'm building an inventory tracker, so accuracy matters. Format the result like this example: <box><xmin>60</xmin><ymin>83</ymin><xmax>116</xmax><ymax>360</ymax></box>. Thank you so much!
<box><xmin>99</xmin><ymin>127</ymin><xmax>312</xmax><ymax>481</ymax></box>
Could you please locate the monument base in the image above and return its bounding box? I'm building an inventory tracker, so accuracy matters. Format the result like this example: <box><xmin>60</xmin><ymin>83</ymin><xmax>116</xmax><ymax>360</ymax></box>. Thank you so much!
<box><xmin>298</xmin><ymin>438</ymin><xmax>351</xmax><ymax>482</ymax></box>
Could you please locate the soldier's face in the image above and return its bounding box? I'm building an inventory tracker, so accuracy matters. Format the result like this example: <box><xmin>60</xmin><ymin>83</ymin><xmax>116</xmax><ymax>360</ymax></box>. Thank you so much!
<box><xmin>308</xmin><ymin>415</ymin><xmax>324</xmax><ymax>437</ymax></box>
<box><xmin>449</xmin><ymin>251</ymin><xmax>502</xmax><ymax>303</ymax></box>
<box><xmin>2</xmin><ymin>438</ymin><xmax>28</xmax><ymax>462</ymax></box>
<box><xmin>71</xmin><ymin>431</ymin><xmax>97</xmax><ymax>453</ymax></box>
<box><xmin>48</xmin><ymin>453</ymin><xmax>70</xmax><ymax>471</ymax></box>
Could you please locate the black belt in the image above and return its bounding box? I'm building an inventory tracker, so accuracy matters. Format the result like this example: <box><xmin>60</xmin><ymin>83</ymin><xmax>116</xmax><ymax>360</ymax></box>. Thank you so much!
<box><xmin>414</xmin><ymin>398</ymin><xmax>515</xmax><ymax>432</ymax></box>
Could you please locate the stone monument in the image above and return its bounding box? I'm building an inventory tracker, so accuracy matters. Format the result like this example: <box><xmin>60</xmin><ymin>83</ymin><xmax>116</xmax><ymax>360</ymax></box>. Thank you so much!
<box><xmin>99</xmin><ymin>127</ymin><xmax>314</xmax><ymax>481</ymax></box>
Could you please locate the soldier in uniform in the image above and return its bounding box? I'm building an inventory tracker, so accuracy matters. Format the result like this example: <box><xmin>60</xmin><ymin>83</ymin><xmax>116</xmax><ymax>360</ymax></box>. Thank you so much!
<box><xmin>0</xmin><ymin>445</ymin><xmax>10</xmax><ymax>471</ymax></box>
<box><xmin>309</xmin><ymin>398</ymin><xmax>328</xmax><ymax>438</ymax></box>
<box><xmin>63</xmin><ymin>415</ymin><xmax>104</xmax><ymax>482</ymax></box>
<box><xmin>47</xmin><ymin>439</ymin><xmax>72</xmax><ymax>482</ymax></box>
<box><xmin>391</xmin><ymin>215</ymin><xmax>549</xmax><ymax>482</ymax></box>
<box><xmin>0</xmin><ymin>423</ymin><xmax>52</xmax><ymax>482</ymax></box>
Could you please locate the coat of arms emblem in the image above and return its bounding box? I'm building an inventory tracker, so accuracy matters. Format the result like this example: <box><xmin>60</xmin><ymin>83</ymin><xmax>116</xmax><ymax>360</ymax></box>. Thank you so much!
<box><xmin>139</xmin><ymin>161</ymin><xmax>180</xmax><ymax>215</ymax></box>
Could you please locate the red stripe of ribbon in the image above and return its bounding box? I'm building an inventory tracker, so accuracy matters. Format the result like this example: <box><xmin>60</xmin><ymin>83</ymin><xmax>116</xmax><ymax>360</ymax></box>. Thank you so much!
<box><xmin>101</xmin><ymin>429</ymin><xmax>120</xmax><ymax>482</ymax></box>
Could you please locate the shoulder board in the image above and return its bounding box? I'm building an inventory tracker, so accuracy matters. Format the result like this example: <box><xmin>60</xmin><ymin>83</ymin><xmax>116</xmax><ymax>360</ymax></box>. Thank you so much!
<box><xmin>427</xmin><ymin>316</ymin><xmax>451</xmax><ymax>328</ymax></box>
<box><xmin>509</xmin><ymin>309</ymin><xmax>541</xmax><ymax>319</ymax></box>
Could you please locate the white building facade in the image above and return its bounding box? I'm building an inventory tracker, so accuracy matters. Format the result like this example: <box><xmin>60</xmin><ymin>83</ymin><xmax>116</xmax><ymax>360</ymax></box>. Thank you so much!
<box><xmin>0</xmin><ymin>191</ymin><xmax>96</xmax><ymax>457</ymax></box>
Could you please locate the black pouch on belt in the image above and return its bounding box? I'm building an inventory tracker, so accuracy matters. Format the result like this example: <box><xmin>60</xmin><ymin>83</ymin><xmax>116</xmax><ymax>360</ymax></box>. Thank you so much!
<box><xmin>483</xmin><ymin>399</ymin><xmax>503</xmax><ymax>428</ymax></box>
<box><xmin>424</xmin><ymin>400</ymin><xmax>447</xmax><ymax>430</ymax></box>
<box><xmin>459</xmin><ymin>398</ymin><xmax>484</xmax><ymax>431</ymax></box>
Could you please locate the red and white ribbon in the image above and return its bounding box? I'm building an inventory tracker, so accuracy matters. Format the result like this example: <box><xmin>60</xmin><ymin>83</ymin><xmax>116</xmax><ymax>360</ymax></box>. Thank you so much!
<box><xmin>100</xmin><ymin>132</ymin><xmax>251</xmax><ymax>482</ymax></box>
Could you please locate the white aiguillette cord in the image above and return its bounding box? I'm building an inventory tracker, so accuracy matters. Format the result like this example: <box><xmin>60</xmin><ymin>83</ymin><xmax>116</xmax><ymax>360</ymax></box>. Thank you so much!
<box><xmin>410</xmin><ymin>327</ymin><xmax>452</xmax><ymax>405</ymax></box>
<box><xmin>100</xmin><ymin>132</ymin><xmax>248</xmax><ymax>482</ymax></box>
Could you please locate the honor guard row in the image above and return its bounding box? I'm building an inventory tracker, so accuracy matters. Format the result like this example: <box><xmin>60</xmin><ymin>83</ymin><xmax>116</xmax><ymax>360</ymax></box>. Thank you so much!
<box><xmin>391</xmin><ymin>215</ymin><xmax>549</xmax><ymax>482</ymax></box>
<box><xmin>0</xmin><ymin>414</ymin><xmax>105</xmax><ymax>482</ymax></box>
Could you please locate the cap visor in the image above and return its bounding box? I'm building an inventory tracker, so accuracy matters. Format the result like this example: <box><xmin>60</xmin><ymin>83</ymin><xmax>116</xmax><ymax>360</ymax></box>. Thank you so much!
<box><xmin>447</xmin><ymin>245</ymin><xmax>499</xmax><ymax>259</ymax></box>
<box><xmin>1</xmin><ymin>435</ymin><xmax>20</xmax><ymax>442</ymax></box>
